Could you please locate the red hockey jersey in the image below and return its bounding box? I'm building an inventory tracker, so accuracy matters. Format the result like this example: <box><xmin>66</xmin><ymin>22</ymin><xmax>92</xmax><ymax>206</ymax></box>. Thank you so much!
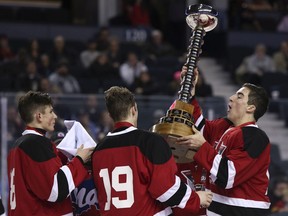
<box><xmin>190</xmin><ymin>98</ymin><xmax>271</xmax><ymax>216</ymax></box>
<box><xmin>7</xmin><ymin>128</ymin><xmax>88</xmax><ymax>216</ymax></box>
<box><xmin>92</xmin><ymin>122</ymin><xmax>201</xmax><ymax>216</ymax></box>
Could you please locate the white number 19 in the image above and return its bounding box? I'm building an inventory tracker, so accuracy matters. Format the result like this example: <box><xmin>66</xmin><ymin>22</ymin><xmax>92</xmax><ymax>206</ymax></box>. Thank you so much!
<box><xmin>99</xmin><ymin>166</ymin><xmax>134</xmax><ymax>210</ymax></box>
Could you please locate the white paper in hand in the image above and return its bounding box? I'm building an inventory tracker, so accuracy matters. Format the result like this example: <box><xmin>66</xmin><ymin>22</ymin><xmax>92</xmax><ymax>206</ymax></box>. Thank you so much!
<box><xmin>57</xmin><ymin>120</ymin><xmax>97</xmax><ymax>159</ymax></box>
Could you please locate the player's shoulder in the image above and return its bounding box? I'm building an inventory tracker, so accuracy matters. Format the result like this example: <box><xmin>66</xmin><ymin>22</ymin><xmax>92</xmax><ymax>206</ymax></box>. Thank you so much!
<box><xmin>17</xmin><ymin>134</ymin><xmax>56</xmax><ymax>162</ymax></box>
<box><xmin>241</xmin><ymin>126</ymin><xmax>270</xmax><ymax>158</ymax></box>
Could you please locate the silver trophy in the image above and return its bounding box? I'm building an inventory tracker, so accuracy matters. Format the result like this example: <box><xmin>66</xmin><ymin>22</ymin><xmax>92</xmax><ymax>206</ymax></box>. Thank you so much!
<box><xmin>151</xmin><ymin>4</ymin><xmax>218</xmax><ymax>163</ymax></box>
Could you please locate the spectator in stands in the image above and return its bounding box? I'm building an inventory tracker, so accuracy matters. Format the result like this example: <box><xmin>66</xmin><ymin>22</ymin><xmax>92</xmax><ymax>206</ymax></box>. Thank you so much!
<box><xmin>269</xmin><ymin>176</ymin><xmax>288</xmax><ymax>214</ymax></box>
<box><xmin>49</xmin><ymin>60</ymin><xmax>81</xmax><ymax>94</ymax></box>
<box><xmin>94</xmin><ymin>26</ymin><xmax>111</xmax><ymax>52</ymax></box>
<box><xmin>235</xmin><ymin>43</ymin><xmax>275</xmax><ymax>85</ymax></box>
<box><xmin>144</xmin><ymin>29</ymin><xmax>176</xmax><ymax>61</ymax></box>
<box><xmin>277</xmin><ymin>14</ymin><xmax>288</xmax><ymax>32</ymax></box>
<box><xmin>80</xmin><ymin>39</ymin><xmax>100</xmax><ymax>68</ymax></box>
<box><xmin>127</xmin><ymin>0</ymin><xmax>151</xmax><ymax>26</ymax></box>
<box><xmin>119</xmin><ymin>51</ymin><xmax>148</xmax><ymax>87</ymax></box>
<box><xmin>196</xmin><ymin>69</ymin><xmax>213</xmax><ymax>97</ymax></box>
<box><xmin>132</xmin><ymin>70</ymin><xmax>159</xmax><ymax>95</ymax></box>
<box><xmin>88</xmin><ymin>52</ymin><xmax>120</xmax><ymax>90</ymax></box>
<box><xmin>16</xmin><ymin>60</ymin><xmax>42</xmax><ymax>92</ymax></box>
<box><xmin>38</xmin><ymin>53</ymin><xmax>53</xmax><ymax>77</ymax></box>
<box><xmin>77</xmin><ymin>109</ymin><xmax>100</xmax><ymax>142</ymax></box>
<box><xmin>167</xmin><ymin>70</ymin><xmax>181</xmax><ymax>96</ymax></box>
<box><xmin>7</xmin><ymin>104</ymin><xmax>25</xmax><ymax>143</ymax></box>
<box><xmin>49</xmin><ymin>35</ymin><xmax>76</xmax><ymax>68</ymax></box>
<box><xmin>97</xmin><ymin>110</ymin><xmax>114</xmax><ymax>141</ymax></box>
<box><xmin>26</xmin><ymin>39</ymin><xmax>42</xmax><ymax>65</ymax></box>
<box><xmin>38</xmin><ymin>77</ymin><xmax>61</xmax><ymax>94</ymax></box>
<box><xmin>107</xmin><ymin>37</ymin><xmax>125</xmax><ymax>69</ymax></box>
<box><xmin>83</xmin><ymin>94</ymin><xmax>102</xmax><ymax>124</ymax></box>
<box><xmin>0</xmin><ymin>34</ymin><xmax>15</xmax><ymax>63</ymax></box>
<box><xmin>241</xmin><ymin>0</ymin><xmax>273</xmax><ymax>31</ymax></box>
<box><xmin>273</xmin><ymin>41</ymin><xmax>288</xmax><ymax>74</ymax></box>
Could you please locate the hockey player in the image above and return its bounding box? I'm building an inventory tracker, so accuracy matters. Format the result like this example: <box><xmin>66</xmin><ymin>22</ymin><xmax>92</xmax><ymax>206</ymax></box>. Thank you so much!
<box><xmin>7</xmin><ymin>91</ymin><xmax>94</xmax><ymax>216</ymax></box>
<box><xmin>91</xmin><ymin>86</ymin><xmax>213</xmax><ymax>215</ymax></box>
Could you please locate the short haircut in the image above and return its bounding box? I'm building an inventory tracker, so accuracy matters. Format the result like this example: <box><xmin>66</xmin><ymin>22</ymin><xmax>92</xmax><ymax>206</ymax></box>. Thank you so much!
<box><xmin>243</xmin><ymin>83</ymin><xmax>269</xmax><ymax>121</ymax></box>
<box><xmin>104</xmin><ymin>86</ymin><xmax>136</xmax><ymax>122</ymax></box>
<box><xmin>18</xmin><ymin>91</ymin><xmax>53</xmax><ymax>124</ymax></box>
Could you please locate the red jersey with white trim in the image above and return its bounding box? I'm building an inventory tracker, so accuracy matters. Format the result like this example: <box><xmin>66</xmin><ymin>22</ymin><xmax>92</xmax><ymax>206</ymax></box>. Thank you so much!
<box><xmin>92</xmin><ymin>122</ymin><xmax>201</xmax><ymax>216</ymax></box>
<box><xmin>187</xmin><ymin>98</ymin><xmax>271</xmax><ymax>216</ymax></box>
<box><xmin>7</xmin><ymin>127</ymin><xmax>88</xmax><ymax>216</ymax></box>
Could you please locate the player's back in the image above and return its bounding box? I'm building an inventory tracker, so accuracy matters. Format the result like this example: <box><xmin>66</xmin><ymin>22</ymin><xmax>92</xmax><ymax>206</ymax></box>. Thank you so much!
<box><xmin>92</xmin><ymin>126</ymin><xmax>174</xmax><ymax>216</ymax></box>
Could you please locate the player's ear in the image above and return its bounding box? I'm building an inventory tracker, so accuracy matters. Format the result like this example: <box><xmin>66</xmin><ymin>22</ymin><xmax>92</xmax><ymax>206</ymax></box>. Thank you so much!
<box><xmin>247</xmin><ymin>104</ymin><xmax>256</xmax><ymax>113</ymax></box>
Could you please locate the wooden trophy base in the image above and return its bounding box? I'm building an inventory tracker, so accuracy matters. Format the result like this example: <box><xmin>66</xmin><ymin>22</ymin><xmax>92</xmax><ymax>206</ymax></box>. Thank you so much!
<box><xmin>150</xmin><ymin>100</ymin><xmax>196</xmax><ymax>163</ymax></box>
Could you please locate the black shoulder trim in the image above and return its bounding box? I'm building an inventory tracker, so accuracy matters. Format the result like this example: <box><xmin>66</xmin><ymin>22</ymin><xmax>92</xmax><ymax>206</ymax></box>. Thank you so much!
<box><xmin>56</xmin><ymin>169</ymin><xmax>69</xmax><ymax>202</ymax></box>
<box><xmin>242</xmin><ymin>127</ymin><xmax>269</xmax><ymax>158</ymax></box>
<box><xmin>18</xmin><ymin>134</ymin><xmax>56</xmax><ymax>162</ymax></box>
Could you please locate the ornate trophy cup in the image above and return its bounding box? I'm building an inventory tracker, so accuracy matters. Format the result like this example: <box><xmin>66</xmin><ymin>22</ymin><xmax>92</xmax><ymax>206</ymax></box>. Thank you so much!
<box><xmin>151</xmin><ymin>4</ymin><xmax>218</xmax><ymax>163</ymax></box>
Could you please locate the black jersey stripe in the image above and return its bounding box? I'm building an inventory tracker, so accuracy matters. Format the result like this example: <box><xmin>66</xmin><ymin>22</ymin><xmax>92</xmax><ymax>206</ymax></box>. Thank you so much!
<box><xmin>55</xmin><ymin>169</ymin><xmax>70</xmax><ymax>202</ymax></box>
<box><xmin>215</xmin><ymin>157</ymin><xmax>229</xmax><ymax>188</ymax></box>
<box><xmin>242</xmin><ymin>127</ymin><xmax>269</xmax><ymax>158</ymax></box>
<box><xmin>163</xmin><ymin>181</ymin><xmax>187</xmax><ymax>207</ymax></box>
<box><xmin>18</xmin><ymin>134</ymin><xmax>56</xmax><ymax>162</ymax></box>
<box><xmin>96</xmin><ymin>129</ymin><xmax>172</xmax><ymax>164</ymax></box>
<box><xmin>208</xmin><ymin>200</ymin><xmax>270</xmax><ymax>216</ymax></box>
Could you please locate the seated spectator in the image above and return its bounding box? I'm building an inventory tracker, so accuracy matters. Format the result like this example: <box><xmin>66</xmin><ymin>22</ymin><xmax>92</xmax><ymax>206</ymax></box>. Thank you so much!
<box><xmin>0</xmin><ymin>34</ymin><xmax>15</xmax><ymax>63</ymax></box>
<box><xmin>144</xmin><ymin>29</ymin><xmax>176</xmax><ymax>61</ymax></box>
<box><xmin>94</xmin><ymin>26</ymin><xmax>111</xmax><ymax>52</ymax></box>
<box><xmin>49</xmin><ymin>35</ymin><xmax>77</xmax><ymax>69</ymax></box>
<box><xmin>26</xmin><ymin>39</ymin><xmax>42</xmax><ymax>65</ymax></box>
<box><xmin>49</xmin><ymin>60</ymin><xmax>81</xmax><ymax>94</ymax></box>
<box><xmin>107</xmin><ymin>37</ymin><xmax>125</xmax><ymax>69</ymax></box>
<box><xmin>273</xmin><ymin>41</ymin><xmax>288</xmax><ymax>74</ymax></box>
<box><xmin>88</xmin><ymin>52</ymin><xmax>120</xmax><ymax>89</ymax></box>
<box><xmin>127</xmin><ymin>0</ymin><xmax>151</xmax><ymax>26</ymax></box>
<box><xmin>97</xmin><ymin>110</ymin><xmax>114</xmax><ymax>141</ymax></box>
<box><xmin>83</xmin><ymin>94</ymin><xmax>102</xmax><ymax>124</ymax></box>
<box><xmin>131</xmin><ymin>70</ymin><xmax>159</xmax><ymax>95</ymax></box>
<box><xmin>38</xmin><ymin>53</ymin><xmax>53</xmax><ymax>77</ymax></box>
<box><xmin>269</xmin><ymin>176</ymin><xmax>288</xmax><ymax>214</ymax></box>
<box><xmin>119</xmin><ymin>51</ymin><xmax>148</xmax><ymax>87</ymax></box>
<box><xmin>38</xmin><ymin>77</ymin><xmax>62</xmax><ymax>94</ymax></box>
<box><xmin>80</xmin><ymin>39</ymin><xmax>100</xmax><ymax>68</ymax></box>
<box><xmin>277</xmin><ymin>14</ymin><xmax>288</xmax><ymax>32</ymax></box>
<box><xmin>166</xmin><ymin>70</ymin><xmax>181</xmax><ymax>97</ymax></box>
<box><xmin>236</xmin><ymin>43</ymin><xmax>275</xmax><ymax>85</ymax></box>
<box><xmin>195</xmin><ymin>69</ymin><xmax>213</xmax><ymax>97</ymax></box>
<box><xmin>15</xmin><ymin>60</ymin><xmax>42</xmax><ymax>92</ymax></box>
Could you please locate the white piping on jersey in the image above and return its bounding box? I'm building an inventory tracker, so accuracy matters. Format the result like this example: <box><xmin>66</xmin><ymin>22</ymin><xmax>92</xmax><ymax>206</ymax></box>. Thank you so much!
<box><xmin>48</xmin><ymin>165</ymin><xmax>75</xmax><ymax>202</ymax></box>
<box><xmin>157</xmin><ymin>176</ymin><xmax>180</xmax><ymax>202</ymax></box>
<box><xmin>0</xmin><ymin>213</ymin><xmax>6</xmax><ymax>216</ymax></box>
<box><xmin>212</xmin><ymin>192</ymin><xmax>270</xmax><ymax>209</ymax></box>
<box><xmin>22</xmin><ymin>129</ymin><xmax>44</xmax><ymax>136</ymax></box>
<box><xmin>62</xmin><ymin>213</ymin><xmax>73</xmax><ymax>216</ymax></box>
<box><xmin>194</xmin><ymin>114</ymin><xmax>205</xmax><ymax>134</ymax></box>
<box><xmin>207</xmin><ymin>210</ymin><xmax>221</xmax><ymax>216</ymax></box>
<box><xmin>107</xmin><ymin>126</ymin><xmax>138</xmax><ymax>136</ymax></box>
<box><xmin>153</xmin><ymin>206</ymin><xmax>173</xmax><ymax>216</ymax></box>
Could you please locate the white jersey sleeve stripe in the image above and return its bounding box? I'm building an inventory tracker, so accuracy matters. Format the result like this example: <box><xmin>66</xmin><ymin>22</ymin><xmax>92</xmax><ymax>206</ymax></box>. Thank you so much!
<box><xmin>156</xmin><ymin>176</ymin><xmax>180</xmax><ymax>202</ymax></box>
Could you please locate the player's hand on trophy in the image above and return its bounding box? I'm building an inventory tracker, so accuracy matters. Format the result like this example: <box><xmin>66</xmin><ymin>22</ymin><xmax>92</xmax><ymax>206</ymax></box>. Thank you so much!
<box><xmin>76</xmin><ymin>144</ymin><xmax>94</xmax><ymax>163</ymax></box>
<box><xmin>196</xmin><ymin>190</ymin><xmax>213</xmax><ymax>208</ymax></box>
<box><xmin>180</xmin><ymin>65</ymin><xmax>199</xmax><ymax>97</ymax></box>
<box><xmin>175</xmin><ymin>125</ymin><xmax>206</xmax><ymax>150</ymax></box>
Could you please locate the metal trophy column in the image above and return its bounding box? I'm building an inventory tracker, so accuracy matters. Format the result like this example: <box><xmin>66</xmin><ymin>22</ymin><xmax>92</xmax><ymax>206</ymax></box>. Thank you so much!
<box><xmin>151</xmin><ymin>4</ymin><xmax>218</xmax><ymax>163</ymax></box>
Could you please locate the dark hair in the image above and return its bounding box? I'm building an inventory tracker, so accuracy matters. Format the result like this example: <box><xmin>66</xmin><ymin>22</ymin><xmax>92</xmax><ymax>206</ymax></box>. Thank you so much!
<box><xmin>243</xmin><ymin>83</ymin><xmax>269</xmax><ymax>121</ymax></box>
<box><xmin>104</xmin><ymin>86</ymin><xmax>136</xmax><ymax>122</ymax></box>
<box><xmin>18</xmin><ymin>91</ymin><xmax>53</xmax><ymax>124</ymax></box>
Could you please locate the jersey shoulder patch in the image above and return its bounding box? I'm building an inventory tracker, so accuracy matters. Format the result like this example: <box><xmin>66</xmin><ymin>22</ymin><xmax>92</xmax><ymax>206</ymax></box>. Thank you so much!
<box><xmin>17</xmin><ymin>134</ymin><xmax>56</xmax><ymax>162</ymax></box>
<box><xmin>242</xmin><ymin>127</ymin><xmax>269</xmax><ymax>158</ymax></box>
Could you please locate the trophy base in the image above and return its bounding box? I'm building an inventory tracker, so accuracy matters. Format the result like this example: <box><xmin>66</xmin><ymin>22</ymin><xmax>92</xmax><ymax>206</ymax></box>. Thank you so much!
<box><xmin>151</xmin><ymin>98</ymin><xmax>197</xmax><ymax>163</ymax></box>
<box><xmin>151</xmin><ymin>122</ymin><xmax>196</xmax><ymax>163</ymax></box>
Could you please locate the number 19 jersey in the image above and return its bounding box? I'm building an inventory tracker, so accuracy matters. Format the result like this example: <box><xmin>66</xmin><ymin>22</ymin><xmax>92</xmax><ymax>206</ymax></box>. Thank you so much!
<box><xmin>92</xmin><ymin>124</ymin><xmax>201</xmax><ymax>216</ymax></box>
